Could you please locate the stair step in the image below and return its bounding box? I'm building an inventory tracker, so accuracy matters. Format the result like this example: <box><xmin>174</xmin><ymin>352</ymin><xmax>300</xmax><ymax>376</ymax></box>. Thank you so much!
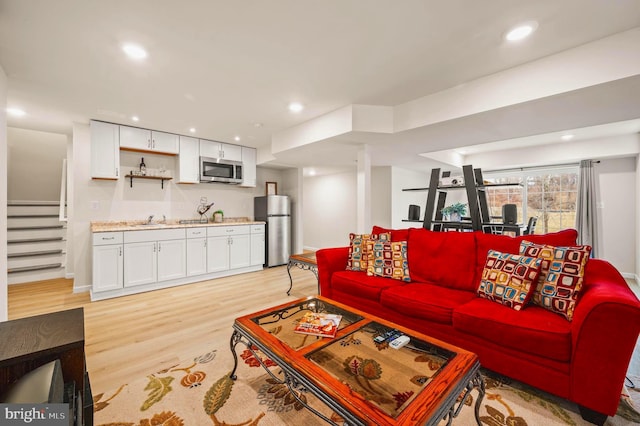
<box><xmin>8</xmin><ymin>201</ymin><xmax>61</xmax><ymax>207</ymax></box>
<box><xmin>8</xmin><ymin>250</ymin><xmax>64</xmax><ymax>258</ymax></box>
<box><xmin>7</xmin><ymin>214</ymin><xmax>60</xmax><ymax>218</ymax></box>
<box><xmin>8</xmin><ymin>263</ymin><xmax>63</xmax><ymax>274</ymax></box>
<box><xmin>8</xmin><ymin>225</ymin><xmax>66</xmax><ymax>231</ymax></box>
<box><xmin>8</xmin><ymin>237</ymin><xmax>65</xmax><ymax>244</ymax></box>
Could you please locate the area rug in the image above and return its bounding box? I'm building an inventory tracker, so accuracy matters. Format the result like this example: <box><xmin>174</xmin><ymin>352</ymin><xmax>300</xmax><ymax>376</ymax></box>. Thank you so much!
<box><xmin>94</xmin><ymin>341</ymin><xmax>640</xmax><ymax>426</ymax></box>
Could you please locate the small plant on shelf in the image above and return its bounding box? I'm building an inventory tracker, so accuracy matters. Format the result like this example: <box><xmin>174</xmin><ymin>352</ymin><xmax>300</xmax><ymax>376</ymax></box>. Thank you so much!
<box><xmin>441</xmin><ymin>202</ymin><xmax>467</xmax><ymax>221</ymax></box>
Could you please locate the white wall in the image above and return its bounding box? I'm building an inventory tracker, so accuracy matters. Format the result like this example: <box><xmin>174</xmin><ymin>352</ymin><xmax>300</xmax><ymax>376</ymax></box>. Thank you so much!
<box><xmin>7</xmin><ymin>127</ymin><xmax>66</xmax><ymax>201</ymax></box>
<box><xmin>596</xmin><ymin>157</ymin><xmax>636</xmax><ymax>275</ymax></box>
<box><xmin>71</xmin><ymin>123</ymin><xmax>286</xmax><ymax>291</ymax></box>
<box><xmin>0</xmin><ymin>65</ymin><xmax>7</xmax><ymax>321</ymax></box>
<box><xmin>390</xmin><ymin>167</ymin><xmax>429</xmax><ymax>229</ymax></box>
<box><xmin>303</xmin><ymin>171</ymin><xmax>357</xmax><ymax>250</ymax></box>
<box><xmin>371</xmin><ymin>167</ymin><xmax>392</xmax><ymax>229</ymax></box>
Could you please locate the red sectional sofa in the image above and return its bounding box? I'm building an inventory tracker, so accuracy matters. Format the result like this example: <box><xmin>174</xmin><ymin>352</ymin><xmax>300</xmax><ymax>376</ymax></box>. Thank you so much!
<box><xmin>316</xmin><ymin>226</ymin><xmax>640</xmax><ymax>424</ymax></box>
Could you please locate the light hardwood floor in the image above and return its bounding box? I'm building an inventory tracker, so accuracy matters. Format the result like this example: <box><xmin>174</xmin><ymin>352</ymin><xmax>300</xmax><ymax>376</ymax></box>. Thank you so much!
<box><xmin>8</xmin><ymin>266</ymin><xmax>318</xmax><ymax>393</ymax></box>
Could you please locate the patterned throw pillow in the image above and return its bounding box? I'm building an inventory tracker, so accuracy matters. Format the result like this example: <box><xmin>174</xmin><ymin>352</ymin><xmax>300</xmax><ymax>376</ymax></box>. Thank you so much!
<box><xmin>346</xmin><ymin>233</ymin><xmax>390</xmax><ymax>271</ymax></box>
<box><xmin>366</xmin><ymin>240</ymin><xmax>411</xmax><ymax>281</ymax></box>
<box><xmin>519</xmin><ymin>241</ymin><xmax>591</xmax><ymax>321</ymax></box>
<box><xmin>477</xmin><ymin>250</ymin><xmax>542</xmax><ymax>311</ymax></box>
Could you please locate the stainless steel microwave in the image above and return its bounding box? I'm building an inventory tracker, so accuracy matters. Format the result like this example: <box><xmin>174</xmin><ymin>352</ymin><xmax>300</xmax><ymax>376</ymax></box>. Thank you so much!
<box><xmin>200</xmin><ymin>156</ymin><xmax>243</xmax><ymax>184</ymax></box>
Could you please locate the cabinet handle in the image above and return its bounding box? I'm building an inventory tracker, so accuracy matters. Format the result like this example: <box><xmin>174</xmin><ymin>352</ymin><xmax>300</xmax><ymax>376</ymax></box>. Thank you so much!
<box><xmin>152</xmin><ymin>139</ymin><xmax>155</xmax><ymax>149</ymax></box>
<box><xmin>119</xmin><ymin>247</ymin><xmax>122</xmax><ymax>256</ymax></box>
<box><xmin>148</xmin><ymin>139</ymin><xmax>151</xmax><ymax>148</ymax></box>
<box><xmin>116</xmin><ymin>167</ymin><xmax>119</xmax><ymax>177</ymax></box>
<box><xmin>103</xmin><ymin>236</ymin><xmax>115</xmax><ymax>240</ymax></box>
<box><xmin>154</xmin><ymin>243</ymin><xmax>157</xmax><ymax>252</ymax></box>
<box><xmin>158</xmin><ymin>242</ymin><xmax>161</xmax><ymax>252</ymax></box>
<box><xmin>204</xmin><ymin>240</ymin><xmax>207</xmax><ymax>248</ymax></box>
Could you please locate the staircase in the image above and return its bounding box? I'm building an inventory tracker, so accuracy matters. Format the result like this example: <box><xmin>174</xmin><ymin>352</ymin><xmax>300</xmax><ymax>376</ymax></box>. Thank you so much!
<box><xmin>7</xmin><ymin>201</ymin><xmax>67</xmax><ymax>284</ymax></box>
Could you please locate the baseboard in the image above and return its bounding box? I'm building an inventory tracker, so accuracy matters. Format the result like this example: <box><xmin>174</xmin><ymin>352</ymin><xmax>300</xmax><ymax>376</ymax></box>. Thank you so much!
<box><xmin>73</xmin><ymin>284</ymin><xmax>91</xmax><ymax>293</ymax></box>
<box><xmin>621</xmin><ymin>272</ymin><xmax>638</xmax><ymax>284</ymax></box>
<box><xmin>65</xmin><ymin>272</ymin><xmax>75</xmax><ymax>279</ymax></box>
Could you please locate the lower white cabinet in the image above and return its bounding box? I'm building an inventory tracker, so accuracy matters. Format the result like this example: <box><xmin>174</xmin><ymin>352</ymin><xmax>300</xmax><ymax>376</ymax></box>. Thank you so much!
<box><xmin>123</xmin><ymin>228</ymin><xmax>186</xmax><ymax>287</ymax></box>
<box><xmin>124</xmin><ymin>241</ymin><xmax>157</xmax><ymax>287</ymax></box>
<box><xmin>250</xmin><ymin>224</ymin><xmax>265</xmax><ymax>266</ymax></box>
<box><xmin>186</xmin><ymin>228</ymin><xmax>207</xmax><ymax>276</ymax></box>
<box><xmin>92</xmin><ymin>223</ymin><xmax>264</xmax><ymax>300</ymax></box>
<box><xmin>207</xmin><ymin>225</ymin><xmax>250</xmax><ymax>272</ymax></box>
<box><xmin>92</xmin><ymin>232</ymin><xmax>123</xmax><ymax>292</ymax></box>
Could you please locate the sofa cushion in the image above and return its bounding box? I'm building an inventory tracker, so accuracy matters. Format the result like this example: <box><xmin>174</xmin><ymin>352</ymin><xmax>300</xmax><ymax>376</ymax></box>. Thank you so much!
<box><xmin>474</xmin><ymin>229</ymin><xmax>579</xmax><ymax>288</ymax></box>
<box><xmin>477</xmin><ymin>250</ymin><xmax>542</xmax><ymax>311</ymax></box>
<box><xmin>346</xmin><ymin>232</ymin><xmax>390</xmax><ymax>272</ymax></box>
<box><xmin>372</xmin><ymin>225</ymin><xmax>410</xmax><ymax>242</ymax></box>
<box><xmin>407</xmin><ymin>228</ymin><xmax>477</xmax><ymax>291</ymax></box>
<box><xmin>520</xmin><ymin>241</ymin><xmax>591</xmax><ymax>321</ymax></box>
<box><xmin>380</xmin><ymin>283</ymin><xmax>477</xmax><ymax>324</ymax></box>
<box><xmin>366</xmin><ymin>240</ymin><xmax>411</xmax><ymax>281</ymax></box>
<box><xmin>331</xmin><ymin>270</ymin><xmax>404</xmax><ymax>301</ymax></box>
<box><xmin>453</xmin><ymin>298</ymin><xmax>572</xmax><ymax>362</ymax></box>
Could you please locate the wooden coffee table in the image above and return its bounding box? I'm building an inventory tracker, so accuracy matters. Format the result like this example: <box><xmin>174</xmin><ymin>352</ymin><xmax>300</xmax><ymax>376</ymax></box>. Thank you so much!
<box><xmin>230</xmin><ymin>296</ymin><xmax>484</xmax><ymax>425</ymax></box>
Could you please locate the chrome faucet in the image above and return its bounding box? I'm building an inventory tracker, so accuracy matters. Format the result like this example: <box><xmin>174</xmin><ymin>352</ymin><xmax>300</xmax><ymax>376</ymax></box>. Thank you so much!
<box><xmin>146</xmin><ymin>214</ymin><xmax>154</xmax><ymax>224</ymax></box>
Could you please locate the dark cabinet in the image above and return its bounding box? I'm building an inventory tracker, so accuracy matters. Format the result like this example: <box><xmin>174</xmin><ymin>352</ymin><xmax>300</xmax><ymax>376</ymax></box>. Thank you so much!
<box><xmin>0</xmin><ymin>308</ymin><xmax>93</xmax><ymax>425</ymax></box>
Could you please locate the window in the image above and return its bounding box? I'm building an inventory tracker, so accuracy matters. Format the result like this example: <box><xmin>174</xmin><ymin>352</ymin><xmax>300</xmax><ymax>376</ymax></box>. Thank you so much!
<box><xmin>483</xmin><ymin>166</ymin><xmax>578</xmax><ymax>234</ymax></box>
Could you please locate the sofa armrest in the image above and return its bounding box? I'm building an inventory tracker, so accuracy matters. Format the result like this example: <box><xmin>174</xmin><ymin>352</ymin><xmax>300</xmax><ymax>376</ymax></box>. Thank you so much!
<box><xmin>569</xmin><ymin>259</ymin><xmax>640</xmax><ymax>415</ymax></box>
<box><xmin>316</xmin><ymin>247</ymin><xmax>349</xmax><ymax>299</ymax></box>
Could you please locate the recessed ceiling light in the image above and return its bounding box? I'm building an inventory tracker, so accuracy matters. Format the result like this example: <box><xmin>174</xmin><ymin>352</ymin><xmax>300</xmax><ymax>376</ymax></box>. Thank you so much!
<box><xmin>561</xmin><ymin>134</ymin><xmax>575</xmax><ymax>141</ymax></box>
<box><xmin>253</xmin><ymin>122</ymin><xmax>264</xmax><ymax>128</ymax></box>
<box><xmin>122</xmin><ymin>43</ymin><xmax>148</xmax><ymax>60</ymax></box>
<box><xmin>131</xmin><ymin>116</ymin><xmax>139</xmax><ymax>122</ymax></box>
<box><xmin>189</xmin><ymin>128</ymin><xmax>196</xmax><ymax>133</ymax></box>
<box><xmin>7</xmin><ymin>107</ymin><xmax>26</xmax><ymax>117</ymax></box>
<box><xmin>234</xmin><ymin>136</ymin><xmax>241</xmax><ymax>142</ymax></box>
<box><xmin>288</xmin><ymin>102</ymin><xmax>304</xmax><ymax>113</ymax></box>
<box><xmin>505</xmin><ymin>21</ymin><xmax>538</xmax><ymax>42</ymax></box>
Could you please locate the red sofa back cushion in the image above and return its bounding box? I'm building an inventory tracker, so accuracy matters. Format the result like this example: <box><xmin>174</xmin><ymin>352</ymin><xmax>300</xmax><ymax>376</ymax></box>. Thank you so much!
<box><xmin>372</xmin><ymin>225</ymin><xmax>411</xmax><ymax>242</ymax></box>
<box><xmin>407</xmin><ymin>228</ymin><xmax>477</xmax><ymax>291</ymax></box>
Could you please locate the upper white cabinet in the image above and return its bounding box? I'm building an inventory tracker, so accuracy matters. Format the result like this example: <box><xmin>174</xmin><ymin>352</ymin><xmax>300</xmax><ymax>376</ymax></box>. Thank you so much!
<box><xmin>90</xmin><ymin>120</ymin><xmax>120</xmax><ymax>179</ymax></box>
<box><xmin>120</xmin><ymin>125</ymin><xmax>179</xmax><ymax>155</ymax></box>
<box><xmin>177</xmin><ymin>136</ymin><xmax>200</xmax><ymax>183</ymax></box>
<box><xmin>199</xmin><ymin>139</ymin><xmax>242</xmax><ymax>161</ymax></box>
<box><xmin>240</xmin><ymin>146</ymin><xmax>257</xmax><ymax>188</ymax></box>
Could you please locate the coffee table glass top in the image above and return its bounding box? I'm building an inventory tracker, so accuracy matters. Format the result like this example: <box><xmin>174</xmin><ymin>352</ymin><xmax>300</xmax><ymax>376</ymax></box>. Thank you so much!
<box><xmin>250</xmin><ymin>297</ymin><xmax>363</xmax><ymax>350</ymax></box>
<box><xmin>306</xmin><ymin>321</ymin><xmax>454</xmax><ymax>419</ymax></box>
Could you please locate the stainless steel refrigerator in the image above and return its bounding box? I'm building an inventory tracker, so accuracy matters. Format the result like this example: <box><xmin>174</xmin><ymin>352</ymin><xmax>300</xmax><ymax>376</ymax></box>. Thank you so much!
<box><xmin>254</xmin><ymin>195</ymin><xmax>291</xmax><ymax>267</ymax></box>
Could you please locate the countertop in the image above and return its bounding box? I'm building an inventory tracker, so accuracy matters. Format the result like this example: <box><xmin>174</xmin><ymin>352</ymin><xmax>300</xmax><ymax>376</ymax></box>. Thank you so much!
<box><xmin>91</xmin><ymin>217</ymin><xmax>265</xmax><ymax>232</ymax></box>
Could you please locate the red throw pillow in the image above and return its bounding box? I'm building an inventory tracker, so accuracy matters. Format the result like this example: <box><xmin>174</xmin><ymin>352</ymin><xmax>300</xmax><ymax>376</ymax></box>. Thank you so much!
<box><xmin>346</xmin><ymin>233</ymin><xmax>390</xmax><ymax>272</ymax></box>
<box><xmin>519</xmin><ymin>241</ymin><xmax>591</xmax><ymax>321</ymax></box>
<box><xmin>477</xmin><ymin>250</ymin><xmax>542</xmax><ymax>311</ymax></box>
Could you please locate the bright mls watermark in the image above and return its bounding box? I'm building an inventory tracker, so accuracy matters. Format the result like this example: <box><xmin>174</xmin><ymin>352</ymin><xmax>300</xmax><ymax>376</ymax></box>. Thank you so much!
<box><xmin>0</xmin><ymin>404</ymin><xmax>68</xmax><ymax>425</ymax></box>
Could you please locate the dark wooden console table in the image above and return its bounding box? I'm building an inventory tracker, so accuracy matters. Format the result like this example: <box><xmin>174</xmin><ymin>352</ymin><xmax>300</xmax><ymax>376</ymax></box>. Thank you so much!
<box><xmin>0</xmin><ymin>308</ymin><xmax>93</xmax><ymax>425</ymax></box>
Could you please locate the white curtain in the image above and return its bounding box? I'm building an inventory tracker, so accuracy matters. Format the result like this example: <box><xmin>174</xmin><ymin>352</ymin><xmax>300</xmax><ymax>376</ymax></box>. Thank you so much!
<box><xmin>576</xmin><ymin>160</ymin><xmax>598</xmax><ymax>257</ymax></box>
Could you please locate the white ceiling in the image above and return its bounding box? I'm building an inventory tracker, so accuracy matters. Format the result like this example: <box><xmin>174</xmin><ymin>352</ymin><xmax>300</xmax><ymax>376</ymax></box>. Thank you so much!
<box><xmin>2</xmin><ymin>0</ymin><xmax>640</xmax><ymax>173</ymax></box>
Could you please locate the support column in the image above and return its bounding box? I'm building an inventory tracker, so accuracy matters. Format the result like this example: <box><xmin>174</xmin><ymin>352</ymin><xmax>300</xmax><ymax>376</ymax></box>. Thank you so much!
<box><xmin>356</xmin><ymin>145</ymin><xmax>371</xmax><ymax>234</ymax></box>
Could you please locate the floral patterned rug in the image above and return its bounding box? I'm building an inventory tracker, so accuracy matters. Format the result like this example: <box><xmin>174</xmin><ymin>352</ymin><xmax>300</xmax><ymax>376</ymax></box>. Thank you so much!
<box><xmin>93</xmin><ymin>341</ymin><xmax>640</xmax><ymax>426</ymax></box>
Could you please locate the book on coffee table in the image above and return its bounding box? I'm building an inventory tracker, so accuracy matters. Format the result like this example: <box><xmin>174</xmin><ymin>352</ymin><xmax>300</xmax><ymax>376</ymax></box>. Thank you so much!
<box><xmin>294</xmin><ymin>312</ymin><xmax>342</xmax><ymax>338</ymax></box>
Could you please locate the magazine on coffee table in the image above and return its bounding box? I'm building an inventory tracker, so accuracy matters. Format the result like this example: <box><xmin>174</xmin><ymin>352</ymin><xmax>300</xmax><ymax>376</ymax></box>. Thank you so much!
<box><xmin>294</xmin><ymin>312</ymin><xmax>342</xmax><ymax>338</ymax></box>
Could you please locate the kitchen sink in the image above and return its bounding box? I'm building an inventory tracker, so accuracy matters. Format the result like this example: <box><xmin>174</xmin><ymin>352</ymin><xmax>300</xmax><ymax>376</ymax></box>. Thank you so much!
<box><xmin>131</xmin><ymin>223</ymin><xmax>168</xmax><ymax>228</ymax></box>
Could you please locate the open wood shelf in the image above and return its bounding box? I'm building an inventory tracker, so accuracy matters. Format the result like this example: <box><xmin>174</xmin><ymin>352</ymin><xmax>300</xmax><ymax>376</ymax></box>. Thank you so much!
<box><xmin>124</xmin><ymin>174</ymin><xmax>172</xmax><ymax>189</ymax></box>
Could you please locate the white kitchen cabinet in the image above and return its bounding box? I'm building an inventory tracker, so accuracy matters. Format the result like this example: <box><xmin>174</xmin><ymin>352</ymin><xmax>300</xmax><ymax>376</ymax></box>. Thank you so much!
<box><xmin>229</xmin><ymin>234</ymin><xmax>250</xmax><ymax>269</ymax></box>
<box><xmin>90</xmin><ymin>120</ymin><xmax>120</xmax><ymax>179</ymax></box>
<box><xmin>250</xmin><ymin>224</ymin><xmax>265</xmax><ymax>266</ymax></box>
<box><xmin>199</xmin><ymin>139</ymin><xmax>242</xmax><ymax>161</ymax></box>
<box><xmin>207</xmin><ymin>225</ymin><xmax>250</xmax><ymax>272</ymax></box>
<box><xmin>177</xmin><ymin>136</ymin><xmax>200</xmax><ymax>183</ymax></box>
<box><xmin>92</xmin><ymin>232</ymin><xmax>123</xmax><ymax>292</ymax></box>
<box><xmin>206</xmin><ymin>235</ymin><xmax>230</xmax><ymax>273</ymax></box>
<box><xmin>120</xmin><ymin>125</ymin><xmax>179</xmax><ymax>155</ymax></box>
<box><xmin>240</xmin><ymin>146</ymin><xmax>257</xmax><ymax>188</ymax></box>
<box><xmin>123</xmin><ymin>241</ymin><xmax>157</xmax><ymax>287</ymax></box>
<box><xmin>186</xmin><ymin>228</ymin><xmax>207</xmax><ymax>276</ymax></box>
<box><xmin>157</xmin><ymin>238</ymin><xmax>187</xmax><ymax>281</ymax></box>
<box><xmin>123</xmin><ymin>228</ymin><xmax>186</xmax><ymax>287</ymax></box>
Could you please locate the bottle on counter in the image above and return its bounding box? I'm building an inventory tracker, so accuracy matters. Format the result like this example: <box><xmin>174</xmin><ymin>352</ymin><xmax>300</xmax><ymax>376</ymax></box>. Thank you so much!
<box><xmin>140</xmin><ymin>157</ymin><xmax>146</xmax><ymax>176</ymax></box>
